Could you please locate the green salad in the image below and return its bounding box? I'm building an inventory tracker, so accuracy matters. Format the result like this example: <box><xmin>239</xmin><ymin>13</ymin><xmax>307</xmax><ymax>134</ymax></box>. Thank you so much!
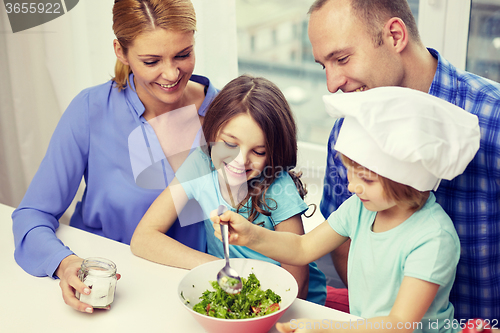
<box><xmin>191</xmin><ymin>273</ymin><xmax>281</xmax><ymax>319</ymax></box>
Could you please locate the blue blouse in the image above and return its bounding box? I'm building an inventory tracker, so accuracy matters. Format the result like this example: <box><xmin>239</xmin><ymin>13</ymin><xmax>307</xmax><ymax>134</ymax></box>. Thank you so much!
<box><xmin>12</xmin><ymin>74</ymin><xmax>218</xmax><ymax>278</ymax></box>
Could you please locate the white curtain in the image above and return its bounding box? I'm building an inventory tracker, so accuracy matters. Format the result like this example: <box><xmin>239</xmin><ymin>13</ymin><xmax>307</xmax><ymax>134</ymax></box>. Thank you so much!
<box><xmin>0</xmin><ymin>0</ymin><xmax>237</xmax><ymax>221</ymax></box>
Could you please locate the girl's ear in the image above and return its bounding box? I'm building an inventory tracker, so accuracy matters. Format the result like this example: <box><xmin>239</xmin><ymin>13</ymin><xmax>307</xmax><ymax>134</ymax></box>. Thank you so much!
<box><xmin>114</xmin><ymin>39</ymin><xmax>129</xmax><ymax>66</ymax></box>
<box><xmin>383</xmin><ymin>17</ymin><xmax>408</xmax><ymax>53</ymax></box>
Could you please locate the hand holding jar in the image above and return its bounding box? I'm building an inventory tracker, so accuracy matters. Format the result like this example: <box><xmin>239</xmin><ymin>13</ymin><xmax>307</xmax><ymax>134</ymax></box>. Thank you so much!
<box><xmin>75</xmin><ymin>257</ymin><xmax>118</xmax><ymax>311</ymax></box>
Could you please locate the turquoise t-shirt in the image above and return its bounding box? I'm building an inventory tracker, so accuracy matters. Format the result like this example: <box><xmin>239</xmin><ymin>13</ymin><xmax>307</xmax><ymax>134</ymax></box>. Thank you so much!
<box><xmin>328</xmin><ymin>193</ymin><xmax>460</xmax><ymax>333</ymax></box>
<box><xmin>176</xmin><ymin>147</ymin><xmax>327</xmax><ymax>305</ymax></box>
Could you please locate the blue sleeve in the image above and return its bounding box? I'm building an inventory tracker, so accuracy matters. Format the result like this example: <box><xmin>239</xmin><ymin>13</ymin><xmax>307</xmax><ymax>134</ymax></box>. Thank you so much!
<box><xmin>404</xmin><ymin>203</ymin><xmax>460</xmax><ymax>286</ymax></box>
<box><xmin>404</xmin><ymin>228</ymin><xmax>460</xmax><ymax>286</ymax></box>
<box><xmin>267</xmin><ymin>172</ymin><xmax>309</xmax><ymax>225</ymax></box>
<box><xmin>12</xmin><ymin>89</ymin><xmax>90</xmax><ymax>278</ymax></box>
<box><xmin>319</xmin><ymin>118</ymin><xmax>352</xmax><ymax>220</ymax></box>
<box><xmin>327</xmin><ymin>195</ymin><xmax>361</xmax><ymax>238</ymax></box>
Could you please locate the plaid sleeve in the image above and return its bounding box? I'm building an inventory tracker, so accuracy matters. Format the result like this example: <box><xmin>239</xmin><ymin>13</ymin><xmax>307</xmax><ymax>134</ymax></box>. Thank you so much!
<box><xmin>320</xmin><ymin>118</ymin><xmax>352</xmax><ymax>220</ymax></box>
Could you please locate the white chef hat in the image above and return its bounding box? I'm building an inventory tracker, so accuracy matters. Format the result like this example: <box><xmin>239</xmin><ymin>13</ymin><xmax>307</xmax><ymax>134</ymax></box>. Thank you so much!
<box><xmin>323</xmin><ymin>87</ymin><xmax>481</xmax><ymax>191</ymax></box>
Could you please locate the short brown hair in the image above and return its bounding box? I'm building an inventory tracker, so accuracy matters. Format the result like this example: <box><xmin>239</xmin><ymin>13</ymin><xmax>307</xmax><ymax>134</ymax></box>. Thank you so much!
<box><xmin>308</xmin><ymin>0</ymin><xmax>421</xmax><ymax>46</ymax></box>
<box><xmin>340</xmin><ymin>154</ymin><xmax>428</xmax><ymax>211</ymax></box>
<box><xmin>112</xmin><ymin>0</ymin><xmax>196</xmax><ymax>90</ymax></box>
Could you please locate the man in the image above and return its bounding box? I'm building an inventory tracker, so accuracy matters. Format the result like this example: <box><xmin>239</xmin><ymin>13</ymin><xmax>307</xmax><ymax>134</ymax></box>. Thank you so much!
<box><xmin>310</xmin><ymin>0</ymin><xmax>500</xmax><ymax>322</ymax></box>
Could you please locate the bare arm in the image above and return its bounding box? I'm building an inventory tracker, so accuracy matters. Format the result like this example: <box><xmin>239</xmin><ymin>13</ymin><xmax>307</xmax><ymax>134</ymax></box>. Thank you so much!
<box><xmin>211</xmin><ymin>210</ymin><xmax>347</xmax><ymax>267</ymax></box>
<box><xmin>274</xmin><ymin>214</ymin><xmax>310</xmax><ymax>300</ymax></box>
<box><xmin>131</xmin><ymin>178</ymin><xmax>219</xmax><ymax>269</ymax></box>
<box><xmin>330</xmin><ymin>239</ymin><xmax>350</xmax><ymax>287</ymax></box>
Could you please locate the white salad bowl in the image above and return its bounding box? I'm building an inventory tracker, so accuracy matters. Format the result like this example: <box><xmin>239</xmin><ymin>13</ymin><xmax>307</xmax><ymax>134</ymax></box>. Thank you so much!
<box><xmin>178</xmin><ymin>258</ymin><xmax>299</xmax><ymax>333</ymax></box>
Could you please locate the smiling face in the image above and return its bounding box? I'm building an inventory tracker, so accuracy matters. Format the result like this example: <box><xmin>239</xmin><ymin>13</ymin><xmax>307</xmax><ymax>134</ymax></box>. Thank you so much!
<box><xmin>308</xmin><ymin>0</ymin><xmax>404</xmax><ymax>93</ymax></box>
<box><xmin>346</xmin><ymin>164</ymin><xmax>397</xmax><ymax>212</ymax></box>
<box><xmin>211</xmin><ymin>113</ymin><xmax>267</xmax><ymax>191</ymax></box>
<box><xmin>115</xmin><ymin>28</ymin><xmax>195</xmax><ymax>114</ymax></box>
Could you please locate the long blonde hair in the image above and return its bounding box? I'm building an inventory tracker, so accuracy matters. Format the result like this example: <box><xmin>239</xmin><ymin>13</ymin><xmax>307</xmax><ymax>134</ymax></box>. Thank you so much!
<box><xmin>112</xmin><ymin>0</ymin><xmax>196</xmax><ymax>91</ymax></box>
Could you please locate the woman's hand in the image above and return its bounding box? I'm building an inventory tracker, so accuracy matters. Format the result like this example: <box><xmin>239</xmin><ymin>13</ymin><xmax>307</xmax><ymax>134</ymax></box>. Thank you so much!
<box><xmin>55</xmin><ymin>255</ymin><xmax>92</xmax><ymax>313</ymax></box>
<box><xmin>210</xmin><ymin>209</ymin><xmax>256</xmax><ymax>246</ymax></box>
<box><xmin>55</xmin><ymin>254</ymin><xmax>121</xmax><ymax>313</ymax></box>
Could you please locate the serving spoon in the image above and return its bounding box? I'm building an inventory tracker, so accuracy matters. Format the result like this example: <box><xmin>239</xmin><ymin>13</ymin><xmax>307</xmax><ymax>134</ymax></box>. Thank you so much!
<box><xmin>216</xmin><ymin>204</ymin><xmax>243</xmax><ymax>294</ymax></box>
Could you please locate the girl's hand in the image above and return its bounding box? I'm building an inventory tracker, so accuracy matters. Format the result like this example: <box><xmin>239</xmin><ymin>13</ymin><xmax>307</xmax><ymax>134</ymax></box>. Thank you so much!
<box><xmin>55</xmin><ymin>255</ymin><xmax>121</xmax><ymax>313</ymax></box>
<box><xmin>276</xmin><ymin>319</ymin><xmax>329</xmax><ymax>332</ymax></box>
<box><xmin>210</xmin><ymin>209</ymin><xmax>256</xmax><ymax>246</ymax></box>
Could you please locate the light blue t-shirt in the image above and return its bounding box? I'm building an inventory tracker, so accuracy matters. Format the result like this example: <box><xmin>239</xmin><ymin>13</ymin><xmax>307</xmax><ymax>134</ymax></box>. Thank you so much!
<box><xmin>176</xmin><ymin>147</ymin><xmax>327</xmax><ymax>305</ymax></box>
<box><xmin>328</xmin><ymin>193</ymin><xmax>460</xmax><ymax>333</ymax></box>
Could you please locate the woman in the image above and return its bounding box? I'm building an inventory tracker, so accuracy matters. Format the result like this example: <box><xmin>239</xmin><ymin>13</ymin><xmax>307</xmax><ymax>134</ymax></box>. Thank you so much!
<box><xmin>12</xmin><ymin>0</ymin><xmax>218</xmax><ymax>313</ymax></box>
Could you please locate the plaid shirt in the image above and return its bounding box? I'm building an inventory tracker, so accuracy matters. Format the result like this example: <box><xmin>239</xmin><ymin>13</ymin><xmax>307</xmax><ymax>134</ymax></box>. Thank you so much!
<box><xmin>320</xmin><ymin>48</ymin><xmax>500</xmax><ymax>321</ymax></box>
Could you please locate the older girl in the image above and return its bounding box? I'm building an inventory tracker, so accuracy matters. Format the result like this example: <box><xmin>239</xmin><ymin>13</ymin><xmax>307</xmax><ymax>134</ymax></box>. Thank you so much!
<box><xmin>131</xmin><ymin>75</ymin><xmax>327</xmax><ymax>305</ymax></box>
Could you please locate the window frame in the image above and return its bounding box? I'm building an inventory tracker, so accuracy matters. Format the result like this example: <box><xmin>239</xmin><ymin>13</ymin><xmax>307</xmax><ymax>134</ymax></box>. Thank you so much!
<box><xmin>418</xmin><ymin>0</ymin><xmax>472</xmax><ymax>70</ymax></box>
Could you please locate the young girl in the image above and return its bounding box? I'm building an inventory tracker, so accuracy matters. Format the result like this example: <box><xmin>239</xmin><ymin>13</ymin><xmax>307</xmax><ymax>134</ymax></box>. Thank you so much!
<box><xmin>212</xmin><ymin>87</ymin><xmax>481</xmax><ymax>333</ymax></box>
<box><xmin>131</xmin><ymin>74</ymin><xmax>327</xmax><ymax>305</ymax></box>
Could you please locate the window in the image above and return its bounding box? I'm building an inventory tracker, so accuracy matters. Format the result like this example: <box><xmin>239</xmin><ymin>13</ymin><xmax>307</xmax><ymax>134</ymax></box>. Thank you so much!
<box><xmin>466</xmin><ymin>0</ymin><xmax>500</xmax><ymax>82</ymax></box>
<box><xmin>419</xmin><ymin>0</ymin><xmax>500</xmax><ymax>82</ymax></box>
<box><xmin>236</xmin><ymin>0</ymin><xmax>332</xmax><ymax>146</ymax></box>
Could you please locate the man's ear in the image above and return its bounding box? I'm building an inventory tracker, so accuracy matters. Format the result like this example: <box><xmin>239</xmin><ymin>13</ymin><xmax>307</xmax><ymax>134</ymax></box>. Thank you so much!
<box><xmin>113</xmin><ymin>39</ymin><xmax>129</xmax><ymax>66</ymax></box>
<box><xmin>383</xmin><ymin>17</ymin><xmax>408</xmax><ymax>53</ymax></box>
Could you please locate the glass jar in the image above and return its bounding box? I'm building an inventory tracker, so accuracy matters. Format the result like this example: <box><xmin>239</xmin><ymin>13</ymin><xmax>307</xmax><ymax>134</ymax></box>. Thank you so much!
<box><xmin>76</xmin><ymin>257</ymin><xmax>117</xmax><ymax>308</ymax></box>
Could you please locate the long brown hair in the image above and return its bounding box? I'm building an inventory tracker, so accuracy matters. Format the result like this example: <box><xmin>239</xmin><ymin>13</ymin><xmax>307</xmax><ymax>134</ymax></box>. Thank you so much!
<box><xmin>308</xmin><ymin>0</ymin><xmax>421</xmax><ymax>46</ymax></box>
<box><xmin>112</xmin><ymin>0</ymin><xmax>196</xmax><ymax>91</ymax></box>
<box><xmin>203</xmin><ymin>75</ymin><xmax>307</xmax><ymax>222</ymax></box>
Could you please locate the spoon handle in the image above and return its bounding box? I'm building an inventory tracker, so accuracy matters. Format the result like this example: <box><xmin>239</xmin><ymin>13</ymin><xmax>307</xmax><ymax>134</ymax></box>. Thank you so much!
<box><xmin>217</xmin><ymin>205</ymin><xmax>230</xmax><ymax>264</ymax></box>
<box><xmin>220</xmin><ymin>223</ymin><xmax>230</xmax><ymax>265</ymax></box>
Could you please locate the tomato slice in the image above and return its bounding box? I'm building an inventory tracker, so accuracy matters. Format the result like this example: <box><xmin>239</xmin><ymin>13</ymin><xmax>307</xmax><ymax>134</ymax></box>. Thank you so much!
<box><xmin>268</xmin><ymin>303</ymin><xmax>280</xmax><ymax>312</ymax></box>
